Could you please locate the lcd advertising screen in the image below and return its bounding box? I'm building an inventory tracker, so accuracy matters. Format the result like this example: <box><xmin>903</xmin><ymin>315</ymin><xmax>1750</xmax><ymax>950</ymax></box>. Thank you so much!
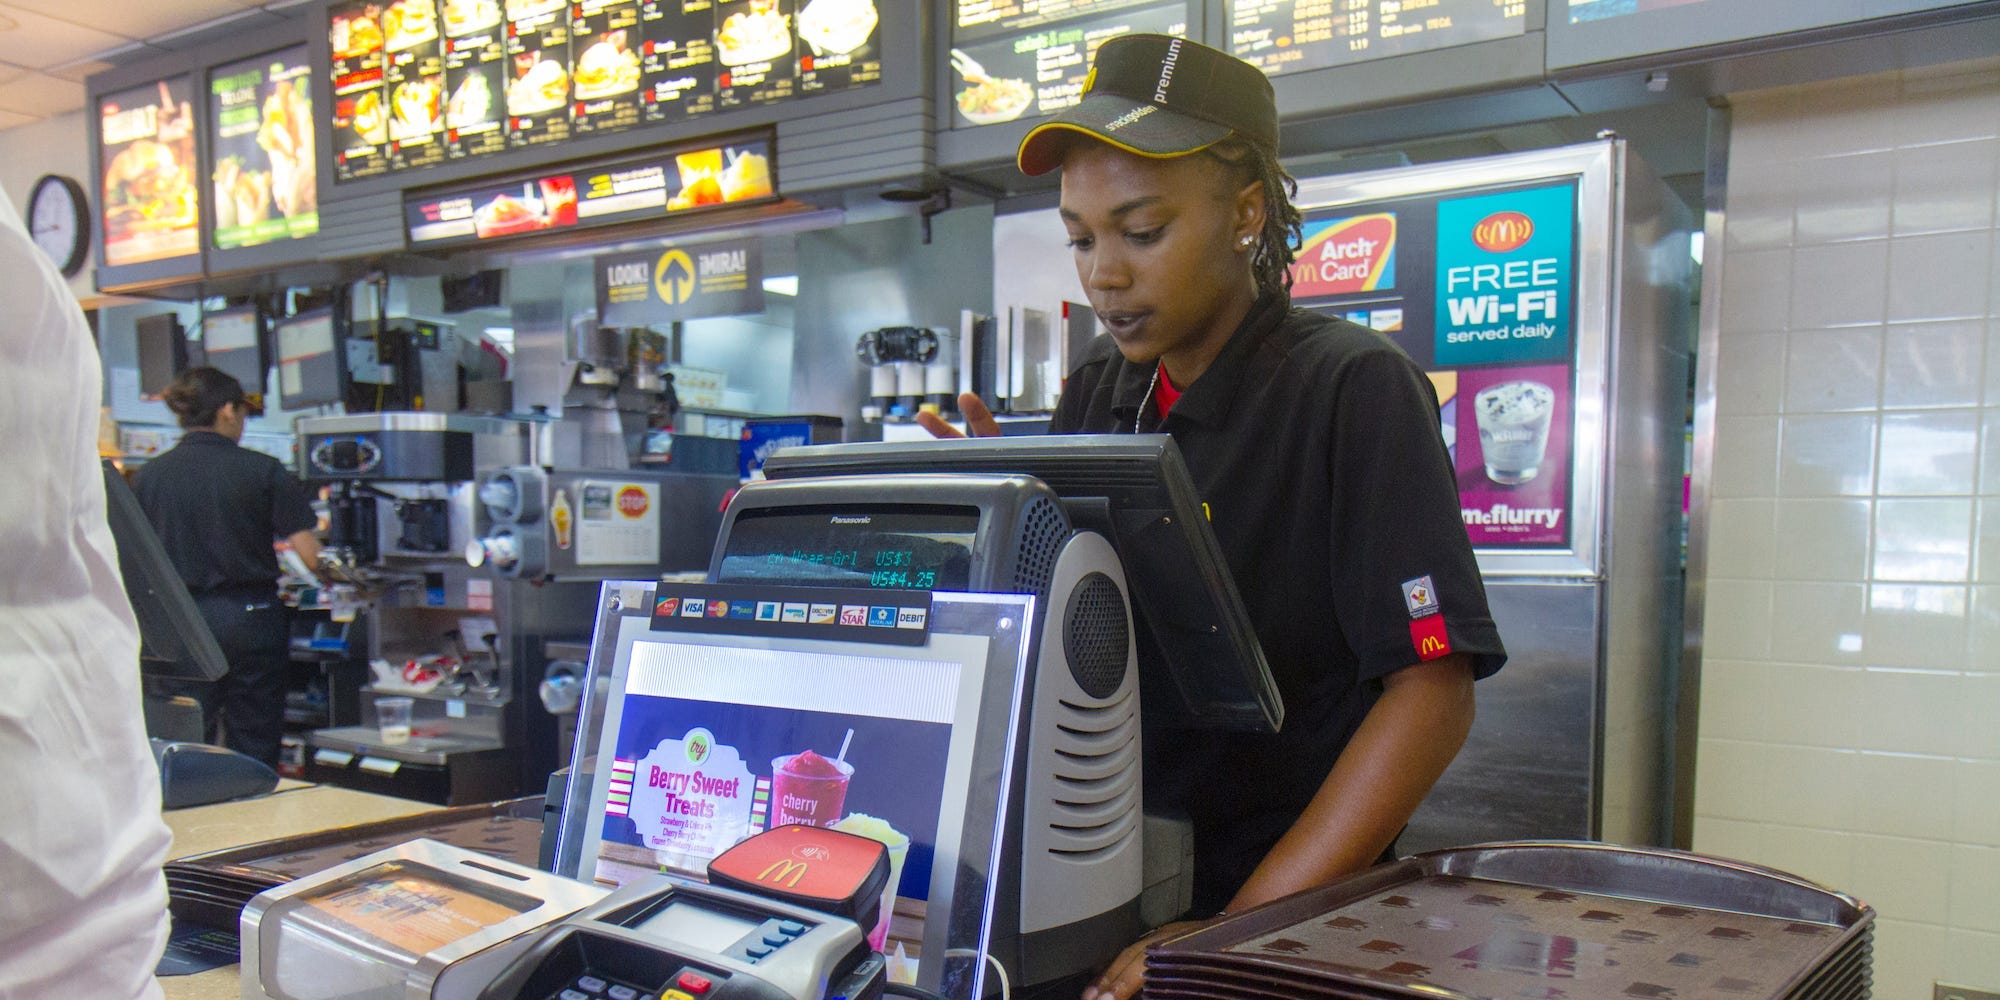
<box><xmin>1225</xmin><ymin>0</ymin><xmax>1527</xmax><ymax>76</ymax></box>
<box><xmin>1551</xmin><ymin>0</ymin><xmax>1986</xmax><ymax>68</ymax></box>
<box><xmin>331</xmin><ymin>0</ymin><xmax>881</xmax><ymax>182</ymax></box>
<box><xmin>329</xmin><ymin>0</ymin><xmax>392</xmax><ymax>181</ymax></box>
<box><xmin>209</xmin><ymin>47</ymin><xmax>318</xmax><ymax>250</ymax></box>
<box><xmin>404</xmin><ymin>136</ymin><xmax>775</xmax><ymax>248</ymax></box>
<box><xmin>949</xmin><ymin>0</ymin><xmax>1188</xmax><ymax>128</ymax></box>
<box><xmin>1291</xmin><ymin>178</ymin><xmax>1582</xmax><ymax>550</ymax></box>
<box><xmin>98</xmin><ymin>77</ymin><xmax>200</xmax><ymax>267</ymax></box>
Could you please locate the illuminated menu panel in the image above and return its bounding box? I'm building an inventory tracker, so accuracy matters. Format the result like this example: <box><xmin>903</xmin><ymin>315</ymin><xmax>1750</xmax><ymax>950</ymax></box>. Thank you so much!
<box><xmin>1227</xmin><ymin>0</ymin><xmax>1526</xmax><ymax>76</ymax></box>
<box><xmin>404</xmin><ymin>135</ymin><xmax>775</xmax><ymax>247</ymax></box>
<box><xmin>331</xmin><ymin>0</ymin><xmax>881</xmax><ymax>183</ymax></box>
<box><xmin>1551</xmin><ymin>0</ymin><xmax>1986</xmax><ymax>68</ymax></box>
<box><xmin>99</xmin><ymin>76</ymin><xmax>200</xmax><ymax>267</ymax></box>
<box><xmin>948</xmin><ymin>0</ymin><xmax>1188</xmax><ymax>128</ymax></box>
<box><xmin>209</xmin><ymin>46</ymin><xmax>320</xmax><ymax>250</ymax></box>
<box><xmin>330</xmin><ymin>0</ymin><xmax>391</xmax><ymax>181</ymax></box>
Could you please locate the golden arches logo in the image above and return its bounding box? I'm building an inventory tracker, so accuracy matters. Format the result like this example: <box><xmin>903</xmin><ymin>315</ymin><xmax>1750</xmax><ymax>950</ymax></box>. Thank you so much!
<box><xmin>1472</xmin><ymin>211</ymin><xmax>1534</xmax><ymax>253</ymax></box>
<box><xmin>655</xmin><ymin>249</ymin><xmax>697</xmax><ymax>305</ymax></box>
<box><xmin>1419</xmin><ymin>635</ymin><xmax>1447</xmax><ymax>656</ymax></box>
<box><xmin>758</xmin><ymin>859</ymin><xmax>809</xmax><ymax>888</ymax></box>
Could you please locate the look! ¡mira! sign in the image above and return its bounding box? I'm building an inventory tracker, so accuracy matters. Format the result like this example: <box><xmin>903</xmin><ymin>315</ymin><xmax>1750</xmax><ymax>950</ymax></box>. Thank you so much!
<box><xmin>595</xmin><ymin>236</ymin><xmax>763</xmax><ymax>326</ymax></box>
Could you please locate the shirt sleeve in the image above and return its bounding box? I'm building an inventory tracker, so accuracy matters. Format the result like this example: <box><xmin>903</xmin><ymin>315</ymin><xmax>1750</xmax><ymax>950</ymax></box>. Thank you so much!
<box><xmin>269</xmin><ymin>462</ymin><xmax>318</xmax><ymax>539</ymax></box>
<box><xmin>1325</xmin><ymin>347</ymin><xmax>1506</xmax><ymax>683</ymax></box>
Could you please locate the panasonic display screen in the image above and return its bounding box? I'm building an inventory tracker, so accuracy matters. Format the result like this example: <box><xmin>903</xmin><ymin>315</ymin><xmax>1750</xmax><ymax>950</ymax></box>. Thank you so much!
<box><xmin>714</xmin><ymin>505</ymin><xmax>980</xmax><ymax>591</ymax></box>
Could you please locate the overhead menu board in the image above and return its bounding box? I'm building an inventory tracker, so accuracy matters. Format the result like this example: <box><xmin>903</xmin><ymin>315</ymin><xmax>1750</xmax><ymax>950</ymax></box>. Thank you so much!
<box><xmin>1550</xmin><ymin>0</ymin><xmax>1987</xmax><ymax>68</ymax></box>
<box><xmin>1226</xmin><ymin>0</ymin><xmax>1527</xmax><ymax>77</ymax></box>
<box><xmin>403</xmin><ymin>134</ymin><xmax>775</xmax><ymax>248</ymax></box>
<box><xmin>209</xmin><ymin>46</ymin><xmax>320</xmax><ymax>250</ymax></box>
<box><xmin>949</xmin><ymin>0</ymin><xmax>1189</xmax><ymax>129</ymax></box>
<box><xmin>330</xmin><ymin>0</ymin><xmax>882</xmax><ymax>184</ymax></box>
<box><xmin>98</xmin><ymin>76</ymin><xmax>200</xmax><ymax>267</ymax></box>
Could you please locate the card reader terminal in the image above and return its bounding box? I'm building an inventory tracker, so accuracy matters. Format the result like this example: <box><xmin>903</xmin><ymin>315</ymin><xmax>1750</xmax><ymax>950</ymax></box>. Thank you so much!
<box><xmin>481</xmin><ymin>827</ymin><xmax>889</xmax><ymax>1000</ymax></box>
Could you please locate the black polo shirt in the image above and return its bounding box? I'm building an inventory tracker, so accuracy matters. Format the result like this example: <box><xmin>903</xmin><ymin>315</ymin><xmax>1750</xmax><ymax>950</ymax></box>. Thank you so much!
<box><xmin>1050</xmin><ymin>293</ymin><xmax>1506</xmax><ymax>914</ymax></box>
<box><xmin>132</xmin><ymin>431</ymin><xmax>318</xmax><ymax>597</ymax></box>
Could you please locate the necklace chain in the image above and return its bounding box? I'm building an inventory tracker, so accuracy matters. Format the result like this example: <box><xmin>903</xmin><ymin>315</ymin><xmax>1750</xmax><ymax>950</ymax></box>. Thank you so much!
<box><xmin>1133</xmin><ymin>365</ymin><xmax>1160</xmax><ymax>434</ymax></box>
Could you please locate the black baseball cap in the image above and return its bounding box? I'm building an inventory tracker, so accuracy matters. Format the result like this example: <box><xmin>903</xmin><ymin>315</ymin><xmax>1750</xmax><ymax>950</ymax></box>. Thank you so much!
<box><xmin>1017</xmin><ymin>34</ymin><xmax>1278</xmax><ymax>177</ymax></box>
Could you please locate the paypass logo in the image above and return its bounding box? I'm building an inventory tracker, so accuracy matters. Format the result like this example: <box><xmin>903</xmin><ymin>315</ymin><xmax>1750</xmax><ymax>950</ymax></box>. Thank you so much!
<box><xmin>1472</xmin><ymin>211</ymin><xmax>1534</xmax><ymax>253</ymax></box>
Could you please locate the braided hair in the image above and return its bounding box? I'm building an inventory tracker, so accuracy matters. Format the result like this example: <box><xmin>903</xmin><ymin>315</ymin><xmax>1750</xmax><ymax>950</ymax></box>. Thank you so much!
<box><xmin>1206</xmin><ymin>138</ymin><xmax>1304</xmax><ymax>300</ymax></box>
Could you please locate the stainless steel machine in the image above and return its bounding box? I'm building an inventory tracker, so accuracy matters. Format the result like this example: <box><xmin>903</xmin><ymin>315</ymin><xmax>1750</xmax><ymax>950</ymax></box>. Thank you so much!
<box><xmin>297</xmin><ymin>413</ymin><xmax>735</xmax><ymax>804</ymax></box>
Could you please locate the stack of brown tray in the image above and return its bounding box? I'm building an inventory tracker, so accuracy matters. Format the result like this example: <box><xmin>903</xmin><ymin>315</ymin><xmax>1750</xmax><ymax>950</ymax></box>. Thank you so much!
<box><xmin>1145</xmin><ymin>841</ymin><xmax>1873</xmax><ymax>1000</ymax></box>
<box><xmin>164</xmin><ymin>795</ymin><xmax>546</xmax><ymax>930</ymax></box>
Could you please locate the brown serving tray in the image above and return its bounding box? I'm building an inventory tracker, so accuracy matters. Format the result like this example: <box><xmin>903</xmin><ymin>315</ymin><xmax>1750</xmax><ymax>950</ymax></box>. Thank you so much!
<box><xmin>1145</xmin><ymin>841</ymin><xmax>1873</xmax><ymax>1000</ymax></box>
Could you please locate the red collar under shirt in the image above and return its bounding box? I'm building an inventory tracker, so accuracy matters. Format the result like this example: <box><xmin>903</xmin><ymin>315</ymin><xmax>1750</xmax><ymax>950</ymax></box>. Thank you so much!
<box><xmin>1154</xmin><ymin>362</ymin><xmax>1182</xmax><ymax>420</ymax></box>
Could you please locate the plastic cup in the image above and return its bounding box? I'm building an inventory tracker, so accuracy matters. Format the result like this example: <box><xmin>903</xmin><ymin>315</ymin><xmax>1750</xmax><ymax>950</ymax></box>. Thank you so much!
<box><xmin>831</xmin><ymin>813</ymin><xmax>911</xmax><ymax>952</ymax></box>
<box><xmin>1473</xmin><ymin>380</ymin><xmax>1555</xmax><ymax>485</ymax></box>
<box><xmin>375</xmin><ymin>696</ymin><xmax>413</xmax><ymax>745</ymax></box>
<box><xmin>770</xmin><ymin>752</ymin><xmax>853</xmax><ymax>828</ymax></box>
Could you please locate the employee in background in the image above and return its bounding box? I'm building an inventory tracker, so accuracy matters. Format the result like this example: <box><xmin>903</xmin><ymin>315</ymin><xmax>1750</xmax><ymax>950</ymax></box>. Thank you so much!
<box><xmin>134</xmin><ymin>367</ymin><xmax>322</xmax><ymax>769</ymax></box>
<box><xmin>0</xmin><ymin>188</ymin><xmax>172</xmax><ymax>996</ymax></box>
<box><xmin>919</xmin><ymin>35</ymin><xmax>1508</xmax><ymax>1000</ymax></box>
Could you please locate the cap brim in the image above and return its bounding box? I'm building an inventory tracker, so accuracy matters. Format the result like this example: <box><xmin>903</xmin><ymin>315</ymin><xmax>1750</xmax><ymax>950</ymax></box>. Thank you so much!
<box><xmin>1017</xmin><ymin>92</ymin><xmax>1234</xmax><ymax>176</ymax></box>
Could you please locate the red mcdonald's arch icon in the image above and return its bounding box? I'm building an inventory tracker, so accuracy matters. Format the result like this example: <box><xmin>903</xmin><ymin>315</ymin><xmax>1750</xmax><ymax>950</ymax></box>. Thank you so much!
<box><xmin>1409</xmin><ymin>615</ymin><xmax>1452</xmax><ymax>662</ymax></box>
<box><xmin>1472</xmin><ymin>211</ymin><xmax>1534</xmax><ymax>253</ymax></box>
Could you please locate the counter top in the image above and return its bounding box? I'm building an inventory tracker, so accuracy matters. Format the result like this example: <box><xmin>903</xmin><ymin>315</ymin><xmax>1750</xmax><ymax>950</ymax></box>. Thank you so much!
<box><xmin>158</xmin><ymin>782</ymin><xmax>440</xmax><ymax>1000</ymax></box>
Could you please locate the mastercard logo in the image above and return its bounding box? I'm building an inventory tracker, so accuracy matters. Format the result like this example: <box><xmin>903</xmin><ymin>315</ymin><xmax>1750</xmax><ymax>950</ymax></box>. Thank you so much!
<box><xmin>1472</xmin><ymin>211</ymin><xmax>1534</xmax><ymax>253</ymax></box>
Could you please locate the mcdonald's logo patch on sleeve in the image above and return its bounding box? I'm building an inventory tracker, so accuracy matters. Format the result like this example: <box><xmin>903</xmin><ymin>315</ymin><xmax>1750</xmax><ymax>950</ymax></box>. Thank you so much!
<box><xmin>1410</xmin><ymin>614</ymin><xmax>1452</xmax><ymax>661</ymax></box>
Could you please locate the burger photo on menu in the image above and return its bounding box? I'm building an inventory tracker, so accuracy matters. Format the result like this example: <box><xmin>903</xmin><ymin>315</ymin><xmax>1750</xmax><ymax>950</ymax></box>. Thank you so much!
<box><xmin>716</xmin><ymin>2</ymin><xmax>792</xmax><ymax>66</ymax></box>
<box><xmin>332</xmin><ymin>8</ymin><xmax>385</xmax><ymax>57</ymax></box>
<box><xmin>446</xmin><ymin>68</ymin><xmax>495</xmax><ymax>130</ymax></box>
<box><xmin>506</xmin><ymin>52</ymin><xmax>568</xmax><ymax>116</ymax></box>
<box><xmin>795</xmin><ymin>0</ymin><xmax>875</xmax><ymax>57</ymax></box>
<box><xmin>390</xmin><ymin>75</ymin><xmax>443</xmax><ymax>140</ymax></box>
<box><xmin>571</xmin><ymin>30</ymin><xmax>640</xmax><ymax>100</ymax></box>
<box><xmin>442</xmin><ymin>0</ymin><xmax>501</xmax><ymax>35</ymax></box>
<box><xmin>104</xmin><ymin>140</ymin><xmax>197</xmax><ymax>242</ymax></box>
<box><xmin>472</xmin><ymin>187</ymin><xmax>550</xmax><ymax>238</ymax></box>
<box><xmin>383</xmin><ymin>0</ymin><xmax>439</xmax><ymax>50</ymax></box>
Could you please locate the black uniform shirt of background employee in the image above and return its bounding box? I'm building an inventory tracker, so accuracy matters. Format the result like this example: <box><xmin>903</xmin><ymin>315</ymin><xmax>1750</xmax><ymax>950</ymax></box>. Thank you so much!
<box><xmin>1051</xmin><ymin>292</ymin><xmax>1507</xmax><ymax>915</ymax></box>
<box><xmin>136</xmin><ymin>432</ymin><xmax>316</xmax><ymax>595</ymax></box>
<box><xmin>134</xmin><ymin>427</ymin><xmax>316</xmax><ymax>767</ymax></box>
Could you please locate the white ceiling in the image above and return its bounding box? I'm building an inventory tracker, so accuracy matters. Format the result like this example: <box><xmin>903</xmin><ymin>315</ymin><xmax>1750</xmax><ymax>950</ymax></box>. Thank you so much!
<box><xmin>0</xmin><ymin>0</ymin><xmax>312</xmax><ymax>131</ymax></box>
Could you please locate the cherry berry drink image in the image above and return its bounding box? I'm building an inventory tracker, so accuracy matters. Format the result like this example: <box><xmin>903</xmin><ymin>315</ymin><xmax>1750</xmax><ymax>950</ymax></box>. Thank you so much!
<box><xmin>770</xmin><ymin>748</ymin><xmax>852</xmax><ymax>827</ymax></box>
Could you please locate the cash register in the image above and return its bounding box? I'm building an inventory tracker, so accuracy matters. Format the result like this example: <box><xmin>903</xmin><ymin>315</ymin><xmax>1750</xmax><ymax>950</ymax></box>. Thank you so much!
<box><xmin>241</xmin><ymin>435</ymin><xmax>1276</xmax><ymax>1000</ymax></box>
<box><xmin>548</xmin><ymin>435</ymin><xmax>1279</xmax><ymax>997</ymax></box>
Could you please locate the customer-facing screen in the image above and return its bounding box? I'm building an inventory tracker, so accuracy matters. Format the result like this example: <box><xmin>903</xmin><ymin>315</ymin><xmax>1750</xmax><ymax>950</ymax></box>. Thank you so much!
<box><xmin>582</xmin><ymin>634</ymin><xmax>982</xmax><ymax>978</ymax></box>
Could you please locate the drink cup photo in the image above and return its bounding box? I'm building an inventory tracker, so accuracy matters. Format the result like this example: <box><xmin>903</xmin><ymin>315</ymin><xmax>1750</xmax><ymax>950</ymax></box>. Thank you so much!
<box><xmin>375</xmin><ymin>696</ymin><xmax>413</xmax><ymax>745</ymax></box>
<box><xmin>831</xmin><ymin>813</ymin><xmax>910</xmax><ymax>951</ymax></box>
<box><xmin>1473</xmin><ymin>380</ymin><xmax>1556</xmax><ymax>485</ymax></box>
<box><xmin>770</xmin><ymin>749</ymin><xmax>853</xmax><ymax>827</ymax></box>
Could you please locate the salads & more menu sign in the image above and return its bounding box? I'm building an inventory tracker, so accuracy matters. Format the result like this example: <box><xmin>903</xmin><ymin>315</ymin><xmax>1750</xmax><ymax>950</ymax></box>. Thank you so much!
<box><xmin>330</xmin><ymin>0</ymin><xmax>883</xmax><ymax>184</ymax></box>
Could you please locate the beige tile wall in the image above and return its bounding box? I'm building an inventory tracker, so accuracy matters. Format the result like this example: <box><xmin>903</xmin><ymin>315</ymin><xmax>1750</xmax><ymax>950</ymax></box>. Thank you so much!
<box><xmin>1696</xmin><ymin>56</ymin><xmax>2000</xmax><ymax>994</ymax></box>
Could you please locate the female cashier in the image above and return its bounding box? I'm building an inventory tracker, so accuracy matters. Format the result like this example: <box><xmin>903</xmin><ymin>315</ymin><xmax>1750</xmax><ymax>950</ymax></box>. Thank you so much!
<box><xmin>918</xmin><ymin>34</ymin><xmax>1509</xmax><ymax>1000</ymax></box>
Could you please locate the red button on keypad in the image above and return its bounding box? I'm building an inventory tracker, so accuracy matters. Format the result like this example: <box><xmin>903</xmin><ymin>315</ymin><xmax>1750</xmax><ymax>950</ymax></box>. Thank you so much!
<box><xmin>675</xmin><ymin>972</ymin><xmax>712</xmax><ymax>995</ymax></box>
